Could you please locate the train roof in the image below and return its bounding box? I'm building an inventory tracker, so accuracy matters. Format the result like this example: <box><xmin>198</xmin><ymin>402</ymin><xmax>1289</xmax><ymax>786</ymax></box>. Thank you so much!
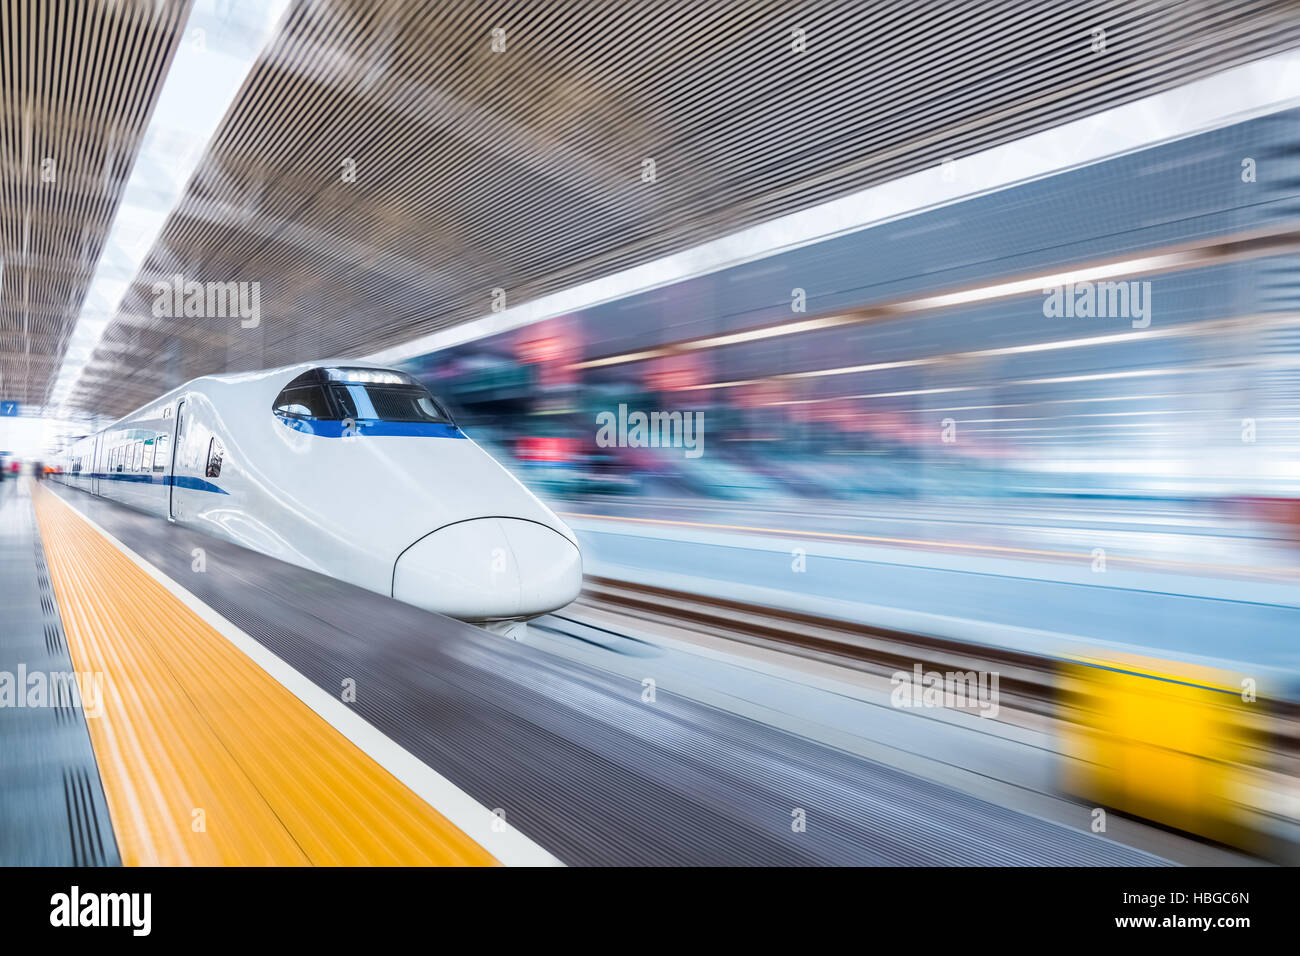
<box><xmin>83</xmin><ymin>359</ymin><xmax>408</xmax><ymax>435</ymax></box>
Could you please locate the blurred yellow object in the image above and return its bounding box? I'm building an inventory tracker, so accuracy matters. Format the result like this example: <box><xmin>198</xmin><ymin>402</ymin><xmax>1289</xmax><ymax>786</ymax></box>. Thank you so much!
<box><xmin>1061</xmin><ymin>653</ymin><xmax>1261</xmax><ymax>849</ymax></box>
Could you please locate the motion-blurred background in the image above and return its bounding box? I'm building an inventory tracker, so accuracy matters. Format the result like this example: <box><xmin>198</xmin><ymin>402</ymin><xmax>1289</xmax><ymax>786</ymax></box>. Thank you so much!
<box><xmin>396</xmin><ymin>105</ymin><xmax>1300</xmax><ymax>576</ymax></box>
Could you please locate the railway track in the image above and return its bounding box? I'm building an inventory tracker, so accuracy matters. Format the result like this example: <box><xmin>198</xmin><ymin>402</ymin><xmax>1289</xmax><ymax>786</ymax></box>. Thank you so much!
<box><xmin>572</xmin><ymin>575</ymin><xmax>1300</xmax><ymax>746</ymax></box>
<box><xmin>573</xmin><ymin>575</ymin><xmax>1063</xmax><ymax>717</ymax></box>
<box><xmin>566</xmin><ymin>575</ymin><xmax>1300</xmax><ymax>861</ymax></box>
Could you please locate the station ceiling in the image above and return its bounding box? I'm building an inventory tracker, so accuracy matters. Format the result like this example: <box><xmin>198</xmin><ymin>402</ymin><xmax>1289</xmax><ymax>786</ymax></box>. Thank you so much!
<box><xmin>0</xmin><ymin>0</ymin><xmax>191</xmax><ymax>412</ymax></box>
<box><xmin>2</xmin><ymin>0</ymin><xmax>1298</xmax><ymax>418</ymax></box>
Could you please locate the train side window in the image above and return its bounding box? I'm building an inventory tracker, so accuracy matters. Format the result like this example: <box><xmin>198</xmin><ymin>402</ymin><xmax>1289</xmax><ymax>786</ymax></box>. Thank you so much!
<box><xmin>206</xmin><ymin>437</ymin><xmax>225</xmax><ymax>479</ymax></box>
<box><xmin>153</xmin><ymin>435</ymin><xmax>169</xmax><ymax>472</ymax></box>
<box><xmin>273</xmin><ymin>384</ymin><xmax>332</xmax><ymax>420</ymax></box>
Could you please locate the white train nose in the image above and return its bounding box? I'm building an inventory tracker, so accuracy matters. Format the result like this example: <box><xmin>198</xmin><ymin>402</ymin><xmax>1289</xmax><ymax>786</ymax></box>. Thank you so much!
<box><xmin>392</xmin><ymin>518</ymin><xmax>582</xmax><ymax>620</ymax></box>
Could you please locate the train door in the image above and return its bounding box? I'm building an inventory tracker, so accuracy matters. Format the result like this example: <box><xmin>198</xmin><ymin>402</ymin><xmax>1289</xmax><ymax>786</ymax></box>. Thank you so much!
<box><xmin>92</xmin><ymin>434</ymin><xmax>102</xmax><ymax>496</ymax></box>
<box><xmin>168</xmin><ymin>400</ymin><xmax>185</xmax><ymax>520</ymax></box>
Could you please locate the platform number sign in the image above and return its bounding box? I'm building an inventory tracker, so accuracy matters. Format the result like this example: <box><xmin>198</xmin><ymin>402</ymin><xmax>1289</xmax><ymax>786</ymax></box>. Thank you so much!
<box><xmin>0</xmin><ymin>401</ymin><xmax>18</xmax><ymax>417</ymax></box>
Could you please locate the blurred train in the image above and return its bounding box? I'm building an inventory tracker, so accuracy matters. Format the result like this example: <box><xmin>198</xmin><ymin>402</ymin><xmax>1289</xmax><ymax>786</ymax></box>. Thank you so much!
<box><xmin>53</xmin><ymin>362</ymin><xmax>583</xmax><ymax>634</ymax></box>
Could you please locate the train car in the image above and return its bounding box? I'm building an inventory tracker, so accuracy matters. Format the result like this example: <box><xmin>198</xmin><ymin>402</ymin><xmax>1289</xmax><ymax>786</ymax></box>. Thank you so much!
<box><xmin>54</xmin><ymin>362</ymin><xmax>582</xmax><ymax>636</ymax></box>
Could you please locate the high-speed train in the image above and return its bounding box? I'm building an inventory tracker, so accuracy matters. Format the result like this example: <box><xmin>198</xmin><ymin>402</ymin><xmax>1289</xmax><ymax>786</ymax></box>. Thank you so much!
<box><xmin>54</xmin><ymin>362</ymin><xmax>582</xmax><ymax>635</ymax></box>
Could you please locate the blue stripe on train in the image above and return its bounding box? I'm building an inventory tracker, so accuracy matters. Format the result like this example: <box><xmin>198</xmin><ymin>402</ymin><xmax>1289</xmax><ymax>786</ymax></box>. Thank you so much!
<box><xmin>74</xmin><ymin>472</ymin><xmax>229</xmax><ymax>495</ymax></box>
<box><xmin>170</xmin><ymin>475</ymin><xmax>229</xmax><ymax>494</ymax></box>
<box><xmin>276</xmin><ymin>417</ymin><xmax>465</xmax><ymax>439</ymax></box>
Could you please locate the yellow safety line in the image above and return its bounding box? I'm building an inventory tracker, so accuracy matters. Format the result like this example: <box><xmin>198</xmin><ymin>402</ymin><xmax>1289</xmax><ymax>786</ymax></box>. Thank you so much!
<box><xmin>560</xmin><ymin>511</ymin><xmax>1300</xmax><ymax>577</ymax></box>
<box><xmin>32</xmin><ymin>483</ymin><xmax>497</xmax><ymax>866</ymax></box>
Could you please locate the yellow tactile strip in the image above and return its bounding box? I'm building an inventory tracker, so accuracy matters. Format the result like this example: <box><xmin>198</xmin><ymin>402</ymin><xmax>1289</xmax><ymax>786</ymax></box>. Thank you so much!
<box><xmin>33</xmin><ymin>484</ymin><xmax>496</xmax><ymax>866</ymax></box>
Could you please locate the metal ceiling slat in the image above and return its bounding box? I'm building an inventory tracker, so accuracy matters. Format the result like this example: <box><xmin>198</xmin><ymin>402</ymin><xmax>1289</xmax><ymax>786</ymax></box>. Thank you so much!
<box><xmin>0</xmin><ymin>0</ymin><xmax>190</xmax><ymax>409</ymax></box>
<box><xmin>5</xmin><ymin>0</ymin><xmax>1294</xmax><ymax>415</ymax></box>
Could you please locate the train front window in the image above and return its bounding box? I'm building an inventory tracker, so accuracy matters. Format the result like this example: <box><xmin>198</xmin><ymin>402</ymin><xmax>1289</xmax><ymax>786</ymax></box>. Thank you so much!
<box><xmin>273</xmin><ymin>384</ymin><xmax>332</xmax><ymax>419</ymax></box>
<box><xmin>329</xmin><ymin>383</ymin><xmax>454</xmax><ymax>424</ymax></box>
<box><xmin>273</xmin><ymin>367</ymin><xmax>454</xmax><ymax>426</ymax></box>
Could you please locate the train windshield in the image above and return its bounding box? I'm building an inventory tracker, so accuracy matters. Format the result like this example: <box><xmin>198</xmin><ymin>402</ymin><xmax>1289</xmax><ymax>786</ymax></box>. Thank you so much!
<box><xmin>272</xmin><ymin>367</ymin><xmax>455</xmax><ymax>425</ymax></box>
<box><xmin>329</xmin><ymin>382</ymin><xmax>453</xmax><ymax>424</ymax></box>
